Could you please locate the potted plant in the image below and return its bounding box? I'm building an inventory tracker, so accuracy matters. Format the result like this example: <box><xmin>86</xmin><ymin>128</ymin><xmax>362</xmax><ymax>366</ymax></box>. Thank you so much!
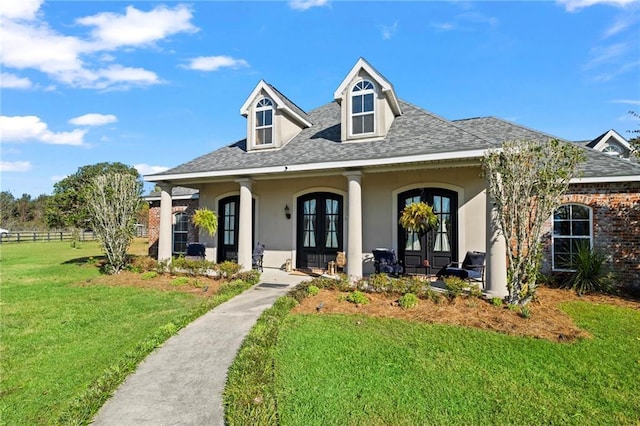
<box><xmin>192</xmin><ymin>207</ymin><xmax>218</xmax><ymax>238</ymax></box>
<box><xmin>399</xmin><ymin>201</ymin><xmax>438</xmax><ymax>234</ymax></box>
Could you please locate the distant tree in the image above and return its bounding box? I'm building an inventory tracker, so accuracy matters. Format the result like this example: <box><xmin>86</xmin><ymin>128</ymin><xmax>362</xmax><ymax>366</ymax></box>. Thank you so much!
<box><xmin>0</xmin><ymin>191</ymin><xmax>16</xmax><ymax>229</ymax></box>
<box><xmin>86</xmin><ymin>172</ymin><xmax>142</xmax><ymax>274</ymax></box>
<box><xmin>483</xmin><ymin>139</ymin><xmax>585</xmax><ymax>305</ymax></box>
<box><xmin>46</xmin><ymin>162</ymin><xmax>140</xmax><ymax>245</ymax></box>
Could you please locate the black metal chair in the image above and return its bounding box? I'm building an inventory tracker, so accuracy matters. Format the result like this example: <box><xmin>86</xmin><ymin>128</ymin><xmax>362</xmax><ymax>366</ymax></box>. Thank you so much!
<box><xmin>252</xmin><ymin>242</ymin><xmax>265</xmax><ymax>271</ymax></box>
<box><xmin>372</xmin><ymin>248</ymin><xmax>403</xmax><ymax>277</ymax></box>
<box><xmin>436</xmin><ymin>251</ymin><xmax>486</xmax><ymax>286</ymax></box>
<box><xmin>185</xmin><ymin>243</ymin><xmax>206</xmax><ymax>260</ymax></box>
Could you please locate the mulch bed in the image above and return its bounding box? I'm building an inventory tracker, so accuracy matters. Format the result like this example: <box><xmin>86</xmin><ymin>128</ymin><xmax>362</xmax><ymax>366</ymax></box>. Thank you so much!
<box><xmin>292</xmin><ymin>287</ymin><xmax>640</xmax><ymax>343</ymax></box>
<box><xmin>79</xmin><ymin>271</ymin><xmax>224</xmax><ymax>297</ymax></box>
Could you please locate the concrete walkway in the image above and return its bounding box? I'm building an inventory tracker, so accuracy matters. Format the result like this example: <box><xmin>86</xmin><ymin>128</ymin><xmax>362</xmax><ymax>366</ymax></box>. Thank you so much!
<box><xmin>92</xmin><ymin>268</ymin><xmax>309</xmax><ymax>426</ymax></box>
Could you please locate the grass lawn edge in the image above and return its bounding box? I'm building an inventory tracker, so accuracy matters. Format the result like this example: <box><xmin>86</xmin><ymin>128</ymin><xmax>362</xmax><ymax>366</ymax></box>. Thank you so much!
<box><xmin>57</xmin><ymin>279</ymin><xmax>255</xmax><ymax>425</ymax></box>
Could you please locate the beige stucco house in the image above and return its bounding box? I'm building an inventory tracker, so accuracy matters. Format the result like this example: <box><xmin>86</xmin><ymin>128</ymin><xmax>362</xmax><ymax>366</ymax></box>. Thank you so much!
<box><xmin>146</xmin><ymin>58</ymin><xmax>640</xmax><ymax>296</ymax></box>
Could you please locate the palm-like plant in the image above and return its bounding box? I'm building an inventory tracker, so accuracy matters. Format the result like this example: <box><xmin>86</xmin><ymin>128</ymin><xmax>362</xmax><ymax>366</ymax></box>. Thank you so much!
<box><xmin>564</xmin><ymin>244</ymin><xmax>615</xmax><ymax>296</ymax></box>
<box><xmin>192</xmin><ymin>208</ymin><xmax>218</xmax><ymax>237</ymax></box>
<box><xmin>399</xmin><ymin>202</ymin><xmax>438</xmax><ymax>234</ymax></box>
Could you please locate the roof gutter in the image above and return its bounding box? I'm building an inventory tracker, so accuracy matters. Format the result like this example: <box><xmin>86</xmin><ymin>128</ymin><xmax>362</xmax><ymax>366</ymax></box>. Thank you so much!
<box><xmin>145</xmin><ymin>149</ymin><xmax>488</xmax><ymax>182</ymax></box>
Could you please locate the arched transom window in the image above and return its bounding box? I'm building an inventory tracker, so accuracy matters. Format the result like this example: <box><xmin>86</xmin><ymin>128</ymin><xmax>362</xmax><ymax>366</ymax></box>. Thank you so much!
<box><xmin>552</xmin><ymin>204</ymin><xmax>593</xmax><ymax>270</ymax></box>
<box><xmin>255</xmin><ymin>98</ymin><xmax>273</xmax><ymax>145</ymax></box>
<box><xmin>351</xmin><ymin>80</ymin><xmax>375</xmax><ymax>135</ymax></box>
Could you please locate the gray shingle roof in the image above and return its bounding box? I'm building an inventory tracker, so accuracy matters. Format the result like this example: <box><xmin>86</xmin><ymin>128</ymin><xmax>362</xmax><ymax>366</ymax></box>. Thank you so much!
<box><xmin>156</xmin><ymin>100</ymin><xmax>496</xmax><ymax>176</ymax></box>
<box><xmin>267</xmin><ymin>83</ymin><xmax>311</xmax><ymax>125</ymax></box>
<box><xmin>144</xmin><ymin>186</ymin><xmax>199</xmax><ymax>199</ymax></box>
<box><xmin>150</xmin><ymin>104</ymin><xmax>640</xmax><ymax>180</ymax></box>
<box><xmin>454</xmin><ymin>117</ymin><xmax>640</xmax><ymax>178</ymax></box>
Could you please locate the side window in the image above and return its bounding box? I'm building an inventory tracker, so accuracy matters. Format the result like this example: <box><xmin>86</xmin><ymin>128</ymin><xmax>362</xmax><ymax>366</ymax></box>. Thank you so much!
<box><xmin>351</xmin><ymin>80</ymin><xmax>375</xmax><ymax>135</ymax></box>
<box><xmin>173</xmin><ymin>212</ymin><xmax>189</xmax><ymax>254</ymax></box>
<box><xmin>255</xmin><ymin>98</ymin><xmax>273</xmax><ymax>145</ymax></box>
<box><xmin>552</xmin><ymin>204</ymin><xmax>592</xmax><ymax>270</ymax></box>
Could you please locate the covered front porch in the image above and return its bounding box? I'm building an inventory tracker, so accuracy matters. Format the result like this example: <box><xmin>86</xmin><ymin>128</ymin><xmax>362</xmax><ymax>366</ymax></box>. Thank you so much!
<box><xmin>149</xmin><ymin>165</ymin><xmax>509</xmax><ymax>298</ymax></box>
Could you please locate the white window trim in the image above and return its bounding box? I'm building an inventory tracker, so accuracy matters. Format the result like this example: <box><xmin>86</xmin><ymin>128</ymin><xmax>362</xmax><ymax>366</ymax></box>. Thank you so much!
<box><xmin>551</xmin><ymin>203</ymin><xmax>593</xmax><ymax>271</ymax></box>
<box><xmin>350</xmin><ymin>79</ymin><xmax>376</xmax><ymax>137</ymax></box>
<box><xmin>172</xmin><ymin>211</ymin><xmax>189</xmax><ymax>254</ymax></box>
<box><xmin>255</xmin><ymin>97</ymin><xmax>274</xmax><ymax>147</ymax></box>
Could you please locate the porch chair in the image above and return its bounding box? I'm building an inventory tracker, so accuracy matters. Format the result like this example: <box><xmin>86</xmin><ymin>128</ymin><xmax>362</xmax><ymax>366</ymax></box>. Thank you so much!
<box><xmin>252</xmin><ymin>242</ymin><xmax>265</xmax><ymax>272</ymax></box>
<box><xmin>372</xmin><ymin>248</ymin><xmax>404</xmax><ymax>277</ymax></box>
<box><xmin>436</xmin><ymin>251</ymin><xmax>486</xmax><ymax>286</ymax></box>
<box><xmin>185</xmin><ymin>243</ymin><xmax>206</xmax><ymax>260</ymax></box>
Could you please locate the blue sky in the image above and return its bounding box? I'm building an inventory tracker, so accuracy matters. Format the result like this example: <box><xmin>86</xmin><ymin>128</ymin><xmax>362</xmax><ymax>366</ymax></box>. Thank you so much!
<box><xmin>1</xmin><ymin>0</ymin><xmax>639</xmax><ymax>197</ymax></box>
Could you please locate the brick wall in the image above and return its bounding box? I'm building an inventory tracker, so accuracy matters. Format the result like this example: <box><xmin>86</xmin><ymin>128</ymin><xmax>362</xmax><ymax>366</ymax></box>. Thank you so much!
<box><xmin>541</xmin><ymin>181</ymin><xmax>640</xmax><ymax>288</ymax></box>
<box><xmin>147</xmin><ymin>199</ymin><xmax>199</xmax><ymax>258</ymax></box>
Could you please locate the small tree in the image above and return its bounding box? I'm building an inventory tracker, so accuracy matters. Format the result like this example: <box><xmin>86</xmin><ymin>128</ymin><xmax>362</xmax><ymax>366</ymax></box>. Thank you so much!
<box><xmin>86</xmin><ymin>173</ymin><xmax>142</xmax><ymax>274</ymax></box>
<box><xmin>46</xmin><ymin>162</ymin><xmax>139</xmax><ymax>246</ymax></box>
<box><xmin>627</xmin><ymin>110</ymin><xmax>639</xmax><ymax>159</ymax></box>
<box><xmin>483</xmin><ymin>139</ymin><xmax>584</xmax><ymax>305</ymax></box>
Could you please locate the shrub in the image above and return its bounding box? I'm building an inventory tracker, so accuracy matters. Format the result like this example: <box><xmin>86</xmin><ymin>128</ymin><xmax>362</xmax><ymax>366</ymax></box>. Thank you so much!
<box><xmin>172</xmin><ymin>256</ymin><xmax>215</xmax><ymax>277</ymax></box>
<box><xmin>171</xmin><ymin>277</ymin><xmax>190</xmax><ymax>286</ymax></box>
<box><xmin>128</xmin><ymin>255</ymin><xmax>158</xmax><ymax>273</ymax></box>
<box><xmin>425</xmin><ymin>288</ymin><xmax>443</xmax><ymax>304</ymax></box>
<box><xmin>216</xmin><ymin>261</ymin><xmax>241</xmax><ymax>279</ymax></box>
<box><xmin>367</xmin><ymin>273</ymin><xmax>392</xmax><ymax>293</ymax></box>
<box><xmin>490</xmin><ymin>297</ymin><xmax>504</xmax><ymax>307</ymax></box>
<box><xmin>307</xmin><ymin>285</ymin><xmax>320</xmax><ymax>296</ymax></box>
<box><xmin>563</xmin><ymin>245</ymin><xmax>615</xmax><ymax>296</ymax></box>
<box><xmin>141</xmin><ymin>271</ymin><xmax>158</xmax><ymax>280</ymax></box>
<box><xmin>345</xmin><ymin>290</ymin><xmax>369</xmax><ymax>305</ymax></box>
<box><xmin>519</xmin><ymin>306</ymin><xmax>532</xmax><ymax>319</ymax></box>
<box><xmin>234</xmin><ymin>270</ymin><xmax>261</xmax><ymax>286</ymax></box>
<box><xmin>468</xmin><ymin>283</ymin><xmax>483</xmax><ymax>298</ymax></box>
<box><xmin>444</xmin><ymin>276</ymin><xmax>466</xmax><ymax>299</ymax></box>
<box><xmin>398</xmin><ymin>293</ymin><xmax>419</xmax><ymax>310</ymax></box>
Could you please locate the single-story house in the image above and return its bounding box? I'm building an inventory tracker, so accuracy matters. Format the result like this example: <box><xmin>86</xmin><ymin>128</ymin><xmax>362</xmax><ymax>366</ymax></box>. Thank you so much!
<box><xmin>145</xmin><ymin>58</ymin><xmax>640</xmax><ymax>296</ymax></box>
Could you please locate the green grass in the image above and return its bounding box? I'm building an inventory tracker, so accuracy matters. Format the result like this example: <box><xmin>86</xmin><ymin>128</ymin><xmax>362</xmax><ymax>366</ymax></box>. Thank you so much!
<box><xmin>0</xmin><ymin>240</ymin><xmax>253</xmax><ymax>425</ymax></box>
<box><xmin>225</xmin><ymin>294</ymin><xmax>640</xmax><ymax>425</ymax></box>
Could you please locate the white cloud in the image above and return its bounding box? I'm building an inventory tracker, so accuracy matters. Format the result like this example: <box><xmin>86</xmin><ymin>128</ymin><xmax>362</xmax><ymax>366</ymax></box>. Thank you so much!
<box><xmin>430</xmin><ymin>22</ymin><xmax>455</xmax><ymax>31</ymax></box>
<box><xmin>134</xmin><ymin>163</ymin><xmax>169</xmax><ymax>176</ymax></box>
<box><xmin>603</xmin><ymin>15</ymin><xmax>637</xmax><ymax>38</ymax></box>
<box><xmin>0</xmin><ymin>115</ymin><xmax>87</xmax><ymax>146</ymax></box>
<box><xmin>0</xmin><ymin>0</ymin><xmax>43</xmax><ymax>21</ymax></box>
<box><xmin>558</xmin><ymin>0</ymin><xmax>639</xmax><ymax>12</ymax></box>
<box><xmin>184</xmin><ymin>55</ymin><xmax>249</xmax><ymax>72</ymax></box>
<box><xmin>381</xmin><ymin>21</ymin><xmax>398</xmax><ymax>40</ymax></box>
<box><xmin>76</xmin><ymin>5</ymin><xmax>198</xmax><ymax>50</ymax></box>
<box><xmin>69</xmin><ymin>113</ymin><xmax>118</xmax><ymax>126</ymax></box>
<box><xmin>0</xmin><ymin>161</ymin><xmax>32</xmax><ymax>172</ymax></box>
<box><xmin>0</xmin><ymin>72</ymin><xmax>33</xmax><ymax>89</ymax></box>
<box><xmin>0</xmin><ymin>3</ymin><xmax>197</xmax><ymax>90</ymax></box>
<box><xmin>289</xmin><ymin>0</ymin><xmax>329</xmax><ymax>11</ymax></box>
<box><xmin>585</xmin><ymin>42</ymin><xmax>628</xmax><ymax>68</ymax></box>
<box><xmin>611</xmin><ymin>99</ymin><xmax>640</xmax><ymax>105</ymax></box>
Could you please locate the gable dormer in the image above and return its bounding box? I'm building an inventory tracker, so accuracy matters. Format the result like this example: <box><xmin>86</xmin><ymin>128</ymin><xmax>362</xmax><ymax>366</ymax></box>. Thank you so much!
<box><xmin>586</xmin><ymin>129</ymin><xmax>632</xmax><ymax>159</ymax></box>
<box><xmin>240</xmin><ymin>80</ymin><xmax>312</xmax><ymax>151</ymax></box>
<box><xmin>333</xmin><ymin>58</ymin><xmax>402</xmax><ymax>142</ymax></box>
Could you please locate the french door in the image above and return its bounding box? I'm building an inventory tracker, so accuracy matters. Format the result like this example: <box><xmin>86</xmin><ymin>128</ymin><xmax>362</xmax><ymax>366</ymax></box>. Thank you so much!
<box><xmin>217</xmin><ymin>196</ymin><xmax>255</xmax><ymax>263</ymax></box>
<box><xmin>296</xmin><ymin>192</ymin><xmax>343</xmax><ymax>269</ymax></box>
<box><xmin>398</xmin><ymin>189</ymin><xmax>457</xmax><ymax>273</ymax></box>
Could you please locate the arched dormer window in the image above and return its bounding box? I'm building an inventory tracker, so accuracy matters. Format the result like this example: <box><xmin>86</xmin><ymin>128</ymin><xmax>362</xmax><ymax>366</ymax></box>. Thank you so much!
<box><xmin>255</xmin><ymin>98</ymin><xmax>274</xmax><ymax>145</ymax></box>
<box><xmin>351</xmin><ymin>80</ymin><xmax>375</xmax><ymax>135</ymax></box>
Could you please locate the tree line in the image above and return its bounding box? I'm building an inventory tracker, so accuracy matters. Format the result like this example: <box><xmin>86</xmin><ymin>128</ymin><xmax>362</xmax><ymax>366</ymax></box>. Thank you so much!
<box><xmin>1</xmin><ymin>162</ymin><xmax>149</xmax><ymax>232</ymax></box>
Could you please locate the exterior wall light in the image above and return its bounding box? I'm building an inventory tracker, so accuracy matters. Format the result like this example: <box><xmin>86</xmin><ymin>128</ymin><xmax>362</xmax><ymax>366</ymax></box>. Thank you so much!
<box><xmin>285</xmin><ymin>204</ymin><xmax>291</xmax><ymax>219</ymax></box>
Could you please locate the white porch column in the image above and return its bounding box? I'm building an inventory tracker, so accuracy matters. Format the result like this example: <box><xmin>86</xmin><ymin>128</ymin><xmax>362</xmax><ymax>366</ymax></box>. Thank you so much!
<box><xmin>344</xmin><ymin>171</ymin><xmax>363</xmax><ymax>278</ymax></box>
<box><xmin>485</xmin><ymin>189</ymin><xmax>508</xmax><ymax>297</ymax></box>
<box><xmin>236</xmin><ymin>178</ymin><xmax>253</xmax><ymax>271</ymax></box>
<box><xmin>158</xmin><ymin>183</ymin><xmax>173</xmax><ymax>262</ymax></box>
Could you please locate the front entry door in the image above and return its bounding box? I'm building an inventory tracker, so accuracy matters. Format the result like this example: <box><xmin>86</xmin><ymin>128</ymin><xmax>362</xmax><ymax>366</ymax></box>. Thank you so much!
<box><xmin>297</xmin><ymin>192</ymin><xmax>343</xmax><ymax>270</ymax></box>
<box><xmin>217</xmin><ymin>196</ymin><xmax>255</xmax><ymax>263</ymax></box>
<box><xmin>398</xmin><ymin>189</ymin><xmax>457</xmax><ymax>274</ymax></box>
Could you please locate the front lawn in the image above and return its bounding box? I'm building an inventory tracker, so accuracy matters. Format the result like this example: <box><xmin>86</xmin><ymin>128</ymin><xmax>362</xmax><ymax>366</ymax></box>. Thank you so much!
<box><xmin>225</xmin><ymin>288</ymin><xmax>640</xmax><ymax>425</ymax></box>
<box><xmin>0</xmin><ymin>240</ymin><xmax>252</xmax><ymax>425</ymax></box>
